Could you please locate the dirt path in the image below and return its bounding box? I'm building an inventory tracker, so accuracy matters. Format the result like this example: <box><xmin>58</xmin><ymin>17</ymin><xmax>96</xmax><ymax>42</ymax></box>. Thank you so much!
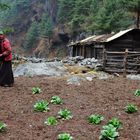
<box><xmin>0</xmin><ymin>76</ymin><xmax>140</xmax><ymax>140</ymax></box>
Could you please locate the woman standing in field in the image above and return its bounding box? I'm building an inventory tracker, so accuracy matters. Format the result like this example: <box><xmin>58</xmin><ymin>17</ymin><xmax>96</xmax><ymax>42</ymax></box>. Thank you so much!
<box><xmin>0</xmin><ymin>30</ymin><xmax>14</xmax><ymax>87</ymax></box>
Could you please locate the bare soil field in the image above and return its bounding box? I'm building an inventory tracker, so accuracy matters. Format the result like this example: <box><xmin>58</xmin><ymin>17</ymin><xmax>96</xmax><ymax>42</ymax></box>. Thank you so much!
<box><xmin>0</xmin><ymin>76</ymin><xmax>140</xmax><ymax>140</ymax></box>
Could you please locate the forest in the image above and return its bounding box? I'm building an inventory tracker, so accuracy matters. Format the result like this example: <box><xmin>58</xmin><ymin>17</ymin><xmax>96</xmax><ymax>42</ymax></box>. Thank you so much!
<box><xmin>0</xmin><ymin>0</ymin><xmax>140</xmax><ymax>56</ymax></box>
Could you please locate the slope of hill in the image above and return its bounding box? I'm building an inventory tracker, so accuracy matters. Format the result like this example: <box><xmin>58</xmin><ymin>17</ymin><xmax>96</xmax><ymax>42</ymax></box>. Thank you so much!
<box><xmin>0</xmin><ymin>0</ymin><xmax>138</xmax><ymax>58</ymax></box>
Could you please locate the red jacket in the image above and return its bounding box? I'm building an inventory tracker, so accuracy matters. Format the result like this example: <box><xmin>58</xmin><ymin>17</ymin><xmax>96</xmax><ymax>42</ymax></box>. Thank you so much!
<box><xmin>1</xmin><ymin>38</ymin><xmax>12</xmax><ymax>61</ymax></box>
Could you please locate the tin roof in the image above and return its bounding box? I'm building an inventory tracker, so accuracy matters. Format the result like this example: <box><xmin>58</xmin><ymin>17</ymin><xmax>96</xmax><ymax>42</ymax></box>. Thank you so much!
<box><xmin>68</xmin><ymin>28</ymin><xmax>136</xmax><ymax>46</ymax></box>
<box><xmin>106</xmin><ymin>28</ymin><xmax>134</xmax><ymax>42</ymax></box>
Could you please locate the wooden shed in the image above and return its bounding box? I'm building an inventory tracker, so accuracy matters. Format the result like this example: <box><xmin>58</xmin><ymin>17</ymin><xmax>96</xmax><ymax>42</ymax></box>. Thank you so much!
<box><xmin>68</xmin><ymin>34</ymin><xmax>112</xmax><ymax>59</ymax></box>
<box><xmin>103</xmin><ymin>28</ymin><xmax>140</xmax><ymax>74</ymax></box>
<box><xmin>69</xmin><ymin>28</ymin><xmax>140</xmax><ymax>74</ymax></box>
<box><xmin>105</xmin><ymin>28</ymin><xmax>140</xmax><ymax>51</ymax></box>
<box><xmin>69</xmin><ymin>28</ymin><xmax>140</xmax><ymax>59</ymax></box>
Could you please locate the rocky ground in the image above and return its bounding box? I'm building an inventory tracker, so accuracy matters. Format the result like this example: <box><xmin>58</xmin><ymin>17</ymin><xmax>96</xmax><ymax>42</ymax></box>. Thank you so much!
<box><xmin>0</xmin><ymin>76</ymin><xmax>140</xmax><ymax>140</ymax></box>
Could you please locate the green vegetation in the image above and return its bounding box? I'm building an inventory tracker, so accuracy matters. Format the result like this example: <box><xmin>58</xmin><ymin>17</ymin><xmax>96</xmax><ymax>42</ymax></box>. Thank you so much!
<box><xmin>58</xmin><ymin>0</ymin><xmax>137</xmax><ymax>34</ymax></box>
<box><xmin>88</xmin><ymin>114</ymin><xmax>104</xmax><ymax>125</ymax></box>
<box><xmin>99</xmin><ymin>124</ymin><xmax>119</xmax><ymax>140</ymax></box>
<box><xmin>134</xmin><ymin>89</ymin><xmax>140</xmax><ymax>96</ymax></box>
<box><xmin>0</xmin><ymin>0</ymin><xmax>31</xmax><ymax>25</ymax></box>
<box><xmin>121</xmin><ymin>0</ymin><xmax>140</xmax><ymax>28</ymax></box>
<box><xmin>24</xmin><ymin>22</ymin><xmax>39</xmax><ymax>49</ymax></box>
<box><xmin>125</xmin><ymin>104</ymin><xmax>138</xmax><ymax>113</ymax></box>
<box><xmin>44</xmin><ymin>116</ymin><xmax>58</xmax><ymax>126</ymax></box>
<box><xmin>34</xmin><ymin>100</ymin><xmax>49</xmax><ymax>112</ymax></box>
<box><xmin>0</xmin><ymin>3</ymin><xmax>9</xmax><ymax>10</ymax></box>
<box><xmin>58</xmin><ymin>109</ymin><xmax>73</xmax><ymax>120</ymax></box>
<box><xmin>107</xmin><ymin>118</ymin><xmax>122</xmax><ymax>129</ymax></box>
<box><xmin>32</xmin><ymin>87</ymin><xmax>42</xmax><ymax>94</ymax></box>
<box><xmin>0</xmin><ymin>0</ymin><xmax>139</xmax><ymax>39</ymax></box>
<box><xmin>58</xmin><ymin>133</ymin><xmax>73</xmax><ymax>140</ymax></box>
<box><xmin>0</xmin><ymin>122</ymin><xmax>7</xmax><ymax>132</ymax></box>
<box><xmin>39</xmin><ymin>13</ymin><xmax>53</xmax><ymax>42</ymax></box>
<box><xmin>51</xmin><ymin>96</ymin><xmax>63</xmax><ymax>105</ymax></box>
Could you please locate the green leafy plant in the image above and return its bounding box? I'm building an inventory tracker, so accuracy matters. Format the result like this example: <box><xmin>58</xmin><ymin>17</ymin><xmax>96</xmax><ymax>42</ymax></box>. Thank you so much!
<box><xmin>125</xmin><ymin>104</ymin><xmax>138</xmax><ymax>113</ymax></box>
<box><xmin>34</xmin><ymin>100</ymin><xmax>49</xmax><ymax>112</ymax></box>
<box><xmin>99</xmin><ymin>124</ymin><xmax>119</xmax><ymax>140</ymax></box>
<box><xmin>51</xmin><ymin>96</ymin><xmax>63</xmax><ymax>105</ymax></box>
<box><xmin>58</xmin><ymin>109</ymin><xmax>73</xmax><ymax>120</ymax></box>
<box><xmin>58</xmin><ymin>133</ymin><xmax>73</xmax><ymax>140</ymax></box>
<box><xmin>88</xmin><ymin>114</ymin><xmax>104</xmax><ymax>125</ymax></box>
<box><xmin>32</xmin><ymin>87</ymin><xmax>42</xmax><ymax>94</ymax></box>
<box><xmin>0</xmin><ymin>122</ymin><xmax>7</xmax><ymax>132</ymax></box>
<box><xmin>134</xmin><ymin>89</ymin><xmax>140</xmax><ymax>96</ymax></box>
<box><xmin>107</xmin><ymin>118</ymin><xmax>122</xmax><ymax>129</ymax></box>
<box><xmin>44</xmin><ymin>116</ymin><xmax>58</xmax><ymax>126</ymax></box>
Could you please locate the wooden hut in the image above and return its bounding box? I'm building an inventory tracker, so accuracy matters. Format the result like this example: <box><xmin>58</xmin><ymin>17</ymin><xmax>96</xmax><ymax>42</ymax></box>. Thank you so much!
<box><xmin>68</xmin><ymin>28</ymin><xmax>140</xmax><ymax>59</ymax></box>
<box><xmin>68</xmin><ymin>34</ymin><xmax>111</xmax><ymax>59</ymax></box>
<box><xmin>68</xmin><ymin>28</ymin><xmax>140</xmax><ymax>74</ymax></box>
<box><xmin>105</xmin><ymin>28</ymin><xmax>140</xmax><ymax>51</ymax></box>
<box><xmin>103</xmin><ymin>28</ymin><xmax>140</xmax><ymax>74</ymax></box>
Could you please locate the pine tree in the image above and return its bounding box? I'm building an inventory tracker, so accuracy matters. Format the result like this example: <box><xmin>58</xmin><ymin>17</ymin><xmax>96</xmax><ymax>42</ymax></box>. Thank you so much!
<box><xmin>93</xmin><ymin>0</ymin><xmax>132</xmax><ymax>34</ymax></box>
<box><xmin>24</xmin><ymin>22</ymin><xmax>39</xmax><ymax>49</ymax></box>
<box><xmin>121</xmin><ymin>0</ymin><xmax>140</xmax><ymax>28</ymax></box>
<box><xmin>40</xmin><ymin>13</ymin><xmax>53</xmax><ymax>43</ymax></box>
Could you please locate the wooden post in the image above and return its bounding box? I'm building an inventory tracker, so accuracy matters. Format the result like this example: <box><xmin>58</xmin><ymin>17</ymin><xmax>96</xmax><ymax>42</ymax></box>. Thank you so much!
<box><xmin>103</xmin><ymin>48</ymin><xmax>107</xmax><ymax>70</ymax></box>
<box><xmin>123</xmin><ymin>49</ymin><xmax>128</xmax><ymax>77</ymax></box>
<box><xmin>75</xmin><ymin>47</ymin><xmax>77</xmax><ymax>56</ymax></box>
<box><xmin>84</xmin><ymin>46</ymin><xmax>87</xmax><ymax>58</ymax></box>
<box><xmin>82</xmin><ymin>46</ymin><xmax>84</xmax><ymax>57</ymax></box>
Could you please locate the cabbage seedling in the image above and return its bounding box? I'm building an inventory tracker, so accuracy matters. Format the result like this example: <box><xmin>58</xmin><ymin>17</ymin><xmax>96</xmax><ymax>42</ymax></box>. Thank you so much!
<box><xmin>88</xmin><ymin>114</ymin><xmax>104</xmax><ymax>125</ymax></box>
<box><xmin>58</xmin><ymin>109</ymin><xmax>73</xmax><ymax>120</ymax></box>
<box><xmin>44</xmin><ymin>116</ymin><xmax>58</xmax><ymax>126</ymax></box>
<box><xmin>34</xmin><ymin>100</ymin><xmax>49</xmax><ymax>112</ymax></box>
<box><xmin>107</xmin><ymin>118</ymin><xmax>122</xmax><ymax>129</ymax></box>
<box><xmin>99</xmin><ymin>124</ymin><xmax>119</xmax><ymax>140</ymax></box>
<box><xmin>0</xmin><ymin>122</ymin><xmax>7</xmax><ymax>132</ymax></box>
<box><xmin>125</xmin><ymin>104</ymin><xmax>138</xmax><ymax>113</ymax></box>
<box><xmin>51</xmin><ymin>96</ymin><xmax>63</xmax><ymax>105</ymax></box>
<box><xmin>134</xmin><ymin>89</ymin><xmax>140</xmax><ymax>96</ymax></box>
<box><xmin>58</xmin><ymin>133</ymin><xmax>73</xmax><ymax>140</ymax></box>
<box><xmin>32</xmin><ymin>87</ymin><xmax>42</xmax><ymax>94</ymax></box>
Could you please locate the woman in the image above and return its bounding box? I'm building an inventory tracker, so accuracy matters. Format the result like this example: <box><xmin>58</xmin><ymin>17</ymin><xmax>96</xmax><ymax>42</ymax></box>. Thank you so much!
<box><xmin>0</xmin><ymin>30</ymin><xmax>14</xmax><ymax>87</ymax></box>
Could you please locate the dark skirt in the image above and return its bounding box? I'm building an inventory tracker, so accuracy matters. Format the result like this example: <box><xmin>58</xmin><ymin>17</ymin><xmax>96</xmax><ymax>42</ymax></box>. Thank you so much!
<box><xmin>0</xmin><ymin>61</ymin><xmax>14</xmax><ymax>86</ymax></box>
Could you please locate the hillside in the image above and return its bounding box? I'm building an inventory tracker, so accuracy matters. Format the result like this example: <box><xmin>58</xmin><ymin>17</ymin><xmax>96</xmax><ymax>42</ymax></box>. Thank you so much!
<box><xmin>0</xmin><ymin>0</ymin><xmax>139</xmax><ymax>58</ymax></box>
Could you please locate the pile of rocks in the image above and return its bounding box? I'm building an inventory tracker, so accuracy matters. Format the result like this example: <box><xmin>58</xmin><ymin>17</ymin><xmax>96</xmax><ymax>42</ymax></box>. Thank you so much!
<box><xmin>62</xmin><ymin>56</ymin><xmax>103</xmax><ymax>70</ymax></box>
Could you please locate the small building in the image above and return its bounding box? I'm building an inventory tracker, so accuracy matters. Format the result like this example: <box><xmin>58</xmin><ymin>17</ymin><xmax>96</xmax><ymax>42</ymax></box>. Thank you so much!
<box><xmin>105</xmin><ymin>28</ymin><xmax>140</xmax><ymax>52</ymax></box>
<box><xmin>68</xmin><ymin>28</ymin><xmax>140</xmax><ymax>59</ymax></box>
<box><xmin>68</xmin><ymin>34</ymin><xmax>112</xmax><ymax>59</ymax></box>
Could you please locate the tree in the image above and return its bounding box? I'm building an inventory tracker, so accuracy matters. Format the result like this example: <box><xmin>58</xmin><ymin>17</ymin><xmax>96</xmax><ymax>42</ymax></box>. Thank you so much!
<box><xmin>93</xmin><ymin>0</ymin><xmax>132</xmax><ymax>34</ymax></box>
<box><xmin>24</xmin><ymin>22</ymin><xmax>39</xmax><ymax>49</ymax></box>
<box><xmin>0</xmin><ymin>2</ymin><xmax>9</xmax><ymax>10</ymax></box>
<box><xmin>40</xmin><ymin>13</ymin><xmax>53</xmax><ymax>43</ymax></box>
<box><xmin>121</xmin><ymin>0</ymin><xmax>140</xmax><ymax>28</ymax></box>
<box><xmin>58</xmin><ymin>0</ymin><xmax>75</xmax><ymax>23</ymax></box>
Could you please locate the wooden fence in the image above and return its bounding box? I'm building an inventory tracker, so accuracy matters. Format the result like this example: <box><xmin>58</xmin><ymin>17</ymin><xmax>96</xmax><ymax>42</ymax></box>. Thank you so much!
<box><xmin>103</xmin><ymin>49</ymin><xmax>140</xmax><ymax>76</ymax></box>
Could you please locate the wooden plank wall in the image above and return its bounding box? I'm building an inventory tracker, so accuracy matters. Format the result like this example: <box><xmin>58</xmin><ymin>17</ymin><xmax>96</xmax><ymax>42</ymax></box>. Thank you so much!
<box><xmin>103</xmin><ymin>49</ymin><xmax>140</xmax><ymax>76</ymax></box>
